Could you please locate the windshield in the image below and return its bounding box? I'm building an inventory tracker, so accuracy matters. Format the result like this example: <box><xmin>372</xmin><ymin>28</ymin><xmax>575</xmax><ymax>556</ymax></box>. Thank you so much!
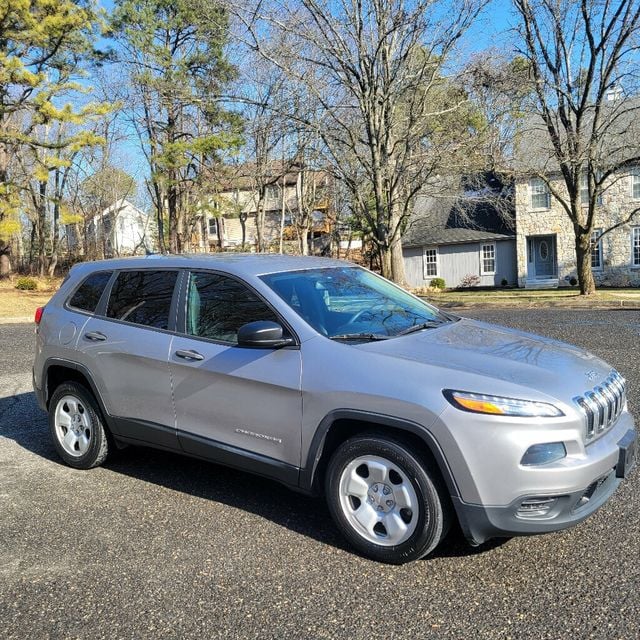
<box><xmin>260</xmin><ymin>266</ymin><xmax>451</xmax><ymax>338</ymax></box>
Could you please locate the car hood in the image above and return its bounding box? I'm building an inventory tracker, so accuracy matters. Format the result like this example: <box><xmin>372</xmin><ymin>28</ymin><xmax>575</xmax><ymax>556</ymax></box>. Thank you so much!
<box><xmin>354</xmin><ymin>318</ymin><xmax>613</xmax><ymax>398</ymax></box>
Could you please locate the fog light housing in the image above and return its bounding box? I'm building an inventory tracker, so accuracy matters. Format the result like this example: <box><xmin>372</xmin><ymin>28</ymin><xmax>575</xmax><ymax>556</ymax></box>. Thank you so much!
<box><xmin>521</xmin><ymin>442</ymin><xmax>566</xmax><ymax>466</ymax></box>
<box><xmin>517</xmin><ymin>497</ymin><xmax>558</xmax><ymax>518</ymax></box>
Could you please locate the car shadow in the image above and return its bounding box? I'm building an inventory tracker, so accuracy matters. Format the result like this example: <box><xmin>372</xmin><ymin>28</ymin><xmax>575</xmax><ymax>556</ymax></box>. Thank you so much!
<box><xmin>0</xmin><ymin>390</ymin><xmax>508</xmax><ymax>561</ymax></box>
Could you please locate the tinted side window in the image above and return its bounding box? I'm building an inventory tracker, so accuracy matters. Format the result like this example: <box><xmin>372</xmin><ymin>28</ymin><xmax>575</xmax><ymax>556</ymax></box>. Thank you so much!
<box><xmin>68</xmin><ymin>271</ymin><xmax>113</xmax><ymax>313</ymax></box>
<box><xmin>107</xmin><ymin>270</ymin><xmax>177</xmax><ymax>329</ymax></box>
<box><xmin>187</xmin><ymin>272</ymin><xmax>279</xmax><ymax>343</ymax></box>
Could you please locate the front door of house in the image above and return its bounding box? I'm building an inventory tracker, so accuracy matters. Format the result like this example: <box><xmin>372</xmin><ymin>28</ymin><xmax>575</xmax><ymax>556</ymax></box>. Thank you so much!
<box><xmin>533</xmin><ymin>235</ymin><xmax>555</xmax><ymax>278</ymax></box>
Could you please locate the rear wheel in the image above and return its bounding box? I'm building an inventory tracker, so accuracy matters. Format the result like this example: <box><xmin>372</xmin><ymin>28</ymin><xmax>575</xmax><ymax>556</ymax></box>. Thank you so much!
<box><xmin>49</xmin><ymin>382</ymin><xmax>110</xmax><ymax>469</ymax></box>
<box><xmin>326</xmin><ymin>435</ymin><xmax>450</xmax><ymax>564</ymax></box>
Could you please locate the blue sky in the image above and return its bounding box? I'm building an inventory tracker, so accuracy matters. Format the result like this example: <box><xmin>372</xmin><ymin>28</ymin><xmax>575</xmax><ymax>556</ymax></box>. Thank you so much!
<box><xmin>94</xmin><ymin>0</ymin><xmax>520</xmax><ymax>208</ymax></box>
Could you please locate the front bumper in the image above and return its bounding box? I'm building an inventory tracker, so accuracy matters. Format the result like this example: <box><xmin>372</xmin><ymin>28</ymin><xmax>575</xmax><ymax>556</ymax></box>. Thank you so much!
<box><xmin>454</xmin><ymin>427</ymin><xmax>636</xmax><ymax>545</ymax></box>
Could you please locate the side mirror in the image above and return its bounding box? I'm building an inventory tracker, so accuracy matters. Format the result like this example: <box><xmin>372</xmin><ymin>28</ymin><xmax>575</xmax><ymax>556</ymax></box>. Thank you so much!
<box><xmin>237</xmin><ymin>320</ymin><xmax>294</xmax><ymax>348</ymax></box>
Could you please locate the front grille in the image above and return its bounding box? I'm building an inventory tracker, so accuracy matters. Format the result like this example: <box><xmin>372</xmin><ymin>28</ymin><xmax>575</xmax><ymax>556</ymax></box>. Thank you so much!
<box><xmin>574</xmin><ymin>371</ymin><xmax>626</xmax><ymax>442</ymax></box>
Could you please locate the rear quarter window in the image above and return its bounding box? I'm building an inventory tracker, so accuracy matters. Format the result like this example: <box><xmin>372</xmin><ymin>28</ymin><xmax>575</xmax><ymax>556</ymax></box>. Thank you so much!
<box><xmin>106</xmin><ymin>270</ymin><xmax>178</xmax><ymax>329</ymax></box>
<box><xmin>67</xmin><ymin>271</ymin><xmax>113</xmax><ymax>313</ymax></box>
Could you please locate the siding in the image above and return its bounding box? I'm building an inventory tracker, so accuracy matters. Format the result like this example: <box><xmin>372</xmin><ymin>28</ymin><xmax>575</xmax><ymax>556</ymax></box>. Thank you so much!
<box><xmin>403</xmin><ymin>239</ymin><xmax>517</xmax><ymax>288</ymax></box>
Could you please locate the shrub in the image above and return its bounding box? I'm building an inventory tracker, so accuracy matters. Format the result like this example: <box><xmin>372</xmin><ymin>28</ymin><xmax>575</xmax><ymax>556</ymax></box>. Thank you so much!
<box><xmin>602</xmin><ymin>272</ymin><xmax>630</xmax><ymax>288</ymax></box>
<box><xmin>430</xmin><ymin>277</ymin><xmax>446</xmax><ymax>290</ymax></box>
<box><xmin>459</xmin><ymin>273</ymin><xmax>481</xmax><ymax>288</ymax></box>
<box><xmin>569</xmin><ymin>276</ymin><xmax>578</xmax><ymax>286</ymax></box>
<box><xmin>501</xmin><ymin>278</ymin><xmax>508</xmax><ymax>287</ymax></box>
<box><xmin>15</xmin><ymin>277</ymin><xmax>38</xmax><ymax>291</ymax></box>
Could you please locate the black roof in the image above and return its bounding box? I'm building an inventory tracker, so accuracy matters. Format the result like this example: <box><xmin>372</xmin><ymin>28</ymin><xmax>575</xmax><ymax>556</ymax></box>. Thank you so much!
<box><xmin>403</xmin><ymin>176</ymin><xmax>515</xmax><ymax>248</ymax></box>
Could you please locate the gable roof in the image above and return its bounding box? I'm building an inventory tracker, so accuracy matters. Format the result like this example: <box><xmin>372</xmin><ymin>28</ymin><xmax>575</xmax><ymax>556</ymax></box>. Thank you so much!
<box><xmin>512</xmin><ymin>97</ymin><xmax>640</xmax><ymax>175</ymax></box>
<box><xmin>100</xmin><ymin>199</ymin><xmax>146</xmax><ymax>219</ymax></box>
<box><xmin>403</xmin><ymin>176</ymin><xmax>515</xmax><ymax>248</ymax></box>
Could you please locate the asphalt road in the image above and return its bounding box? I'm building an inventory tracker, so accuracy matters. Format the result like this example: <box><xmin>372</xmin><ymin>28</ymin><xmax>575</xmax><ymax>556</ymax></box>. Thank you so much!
<box><xmin>1</xmin><ymin>310</ymin><xmax>638</xmax><ymax>640</ymax></box>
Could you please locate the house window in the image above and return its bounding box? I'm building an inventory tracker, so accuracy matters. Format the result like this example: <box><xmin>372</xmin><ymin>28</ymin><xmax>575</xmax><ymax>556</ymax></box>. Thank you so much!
<box><xmin>530</xmin><ymin>178</ymin><xmax>550</xmax><ymax>209</ymax></box>
<box><xmin>633</xmin><ymin>227</ymin><xmax>640</xmax><ymax>267</ymax></box>
<box><xmin>208</xmin><ymin>218</ymin><xmax>219</xmax><ymax>237</ymax></box>
<box><xmin>580</xmin><ymin>172</ymin><xmax>602</xmax><ymax>205</ymax></box>
<box><xmin>591</xmin><ymin>229</ymin><xmax>603</xmax><ymax>270</ymax></box>
<box><xmin>265</xmin><ymin>185</ymin><xmax>279</xmax><ymax>201</ymax></box>
<box><xmin>632</xmin><ymin>170</ymin><xmax>640</xmax><ymax>200</ymax></box>
<box><xmin>423</xmin><ymin>247</ymin><xmax>438</xmax><ymax>278</ymax></box>
<box><xmin>481</xmin><ymin>243</ymin><xmax>496</xmax><ymax>274</ymax></box>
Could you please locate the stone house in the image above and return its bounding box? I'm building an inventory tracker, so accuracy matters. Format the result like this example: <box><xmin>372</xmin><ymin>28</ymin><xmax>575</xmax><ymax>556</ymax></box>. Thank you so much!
<box><xmin>515</xmin><ymin>169</ymin><xmax>640</xmax><ymax>288</ymax></box>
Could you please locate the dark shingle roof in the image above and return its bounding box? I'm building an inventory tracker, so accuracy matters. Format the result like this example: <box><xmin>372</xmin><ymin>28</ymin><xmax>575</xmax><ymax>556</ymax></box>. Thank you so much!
<box><xmin>403</xmin><ymin>178</ymin><xmax>515</xmax><ymax>248</ymax></box>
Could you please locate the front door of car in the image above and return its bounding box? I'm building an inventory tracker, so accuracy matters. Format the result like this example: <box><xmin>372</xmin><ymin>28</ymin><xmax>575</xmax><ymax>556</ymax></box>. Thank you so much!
<box><xmin>76</xmin><ymin>269</ymin><xmax>179</xmax><ymax>449</ymax></box>
<box><xmin>169</xmin><ymin>271</ymin><xmax>303</xmax><ymax>474</ymax></box>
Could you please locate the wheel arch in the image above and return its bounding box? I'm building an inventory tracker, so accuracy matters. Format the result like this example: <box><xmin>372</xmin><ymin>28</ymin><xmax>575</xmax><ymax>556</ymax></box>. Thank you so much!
<box><xmin>300</xmin><ymin>410</ymin><xmax>460</xmax><ymax>499</ymax></box>
<box><xmin>43</xmin><ymin>358</ymin><xmax>112</xmax><ymax>428</ymax></box>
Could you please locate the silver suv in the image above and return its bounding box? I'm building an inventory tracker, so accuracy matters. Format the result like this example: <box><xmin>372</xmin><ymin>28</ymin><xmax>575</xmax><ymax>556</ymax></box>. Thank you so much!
<box><xmin>33</xmin><ymin>255</ymin><xmax>636</xmax><ymax>564</ymax></box>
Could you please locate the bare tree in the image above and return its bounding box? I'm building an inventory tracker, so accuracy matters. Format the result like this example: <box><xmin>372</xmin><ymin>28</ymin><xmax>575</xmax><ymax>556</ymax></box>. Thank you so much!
<box><xmin>513</xmin><ymin>0</ymin><xmax>640</xmax><ymax>294</ymax></box>
<box><xmin>237</xmin><ymin>0</ymin><xmax>485</xmax><ymax>282</ymax></box>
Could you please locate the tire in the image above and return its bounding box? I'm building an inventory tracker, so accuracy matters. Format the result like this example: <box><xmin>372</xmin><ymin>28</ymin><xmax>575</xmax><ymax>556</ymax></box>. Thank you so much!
<box><xmin>49</xmin><ymin>382</ymin><xmax>110</xmax><ymax>469</ymax></box>
<box><xmin>325</xmin><ymin>434</ymin><xmax>451</xmax><ymax>564</ymax></box>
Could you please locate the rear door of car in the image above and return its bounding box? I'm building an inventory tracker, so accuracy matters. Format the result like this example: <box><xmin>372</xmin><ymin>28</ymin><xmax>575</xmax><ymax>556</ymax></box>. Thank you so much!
<box><xmin>75</xmin><ymin>268</ymin><xmax>180</xmax><ymax>449</ymax></box>
<box><xmin>168</xmin><ymin>270</ymin><xmax>303</xmax><ymax>481</ymax></box>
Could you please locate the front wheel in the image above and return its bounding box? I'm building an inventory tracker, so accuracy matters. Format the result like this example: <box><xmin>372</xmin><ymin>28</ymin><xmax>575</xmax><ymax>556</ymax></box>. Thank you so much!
<box><xmin>325</xmin><ymin>435</ymin><xmax>451</xmax><ymax>564</ymax></box>
<box><xmin>49</xmin><ymin>382</ymin><xmax>110</xmax><ymax>469</ymax></box>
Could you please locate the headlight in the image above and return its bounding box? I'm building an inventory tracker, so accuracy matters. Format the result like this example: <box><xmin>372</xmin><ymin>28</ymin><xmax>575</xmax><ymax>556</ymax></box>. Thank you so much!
<box><xmin>443</xmin><ymin>390</ymin><xmax>564</xmax><ymax>417</ymax></box>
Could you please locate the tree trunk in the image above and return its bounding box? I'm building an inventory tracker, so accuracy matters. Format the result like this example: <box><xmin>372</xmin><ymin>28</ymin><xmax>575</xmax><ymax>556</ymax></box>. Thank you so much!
<box><xmin>216</xmin><ymin>216</ymin><xmax>224</xmax><ymax>251</ymax></box>
<box><xmin>240</xmin><ymin>212</ymin><xmax>247</xmax><ymax>250</ymax></box>
<box><xmin>168</xmin><ymin>182</ymin><xmax>179</xmax><ymax>253</ymax></box>
<box><xmin>297</xmin><ymin>217</ymin><xmax>310</xmax><ymax>256</ymax></box>
<box><xmin>48</xmin><ymin>198</ymin><xmax>60</xmax><ymax>277</ymax></box>
<box><xmin>37</xmin><ymin>181</ymin><xmax>47</xmax><ymax>277</ymax></box>
<box><xmin>380</xmin><ymin>244</ymin><xmax>392</xmax><ymax>279</ymax></box>
<box><xmin>256</xmin><ymin>191</ymin><xmax>266</xmax><ymax>252</ymax></box>
<box><xmin>0</xmin><ymin>136</ymin><xmax>13</xmax><ymax>276</ymax></box>
<box><xmin>576</xmin><ymin>232</ymin><xmax>596</xmax><ymax>295</ymax></box>
<box><xmin>390</xmin><ymin>234</ymin><xmax>406</xmax><ymax>286</ymax></box>
<box><xmin>0</xmin><ymin>251</ymin><xmax>11</xmax><ymax>277</ymax></box>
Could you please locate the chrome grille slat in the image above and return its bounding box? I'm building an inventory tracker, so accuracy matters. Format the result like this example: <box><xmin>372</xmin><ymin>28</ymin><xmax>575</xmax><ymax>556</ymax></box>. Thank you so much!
<box><xmin>574</xmin><ymin>370</ymin><xmax>626</xmax><ymax>443</ymax></box>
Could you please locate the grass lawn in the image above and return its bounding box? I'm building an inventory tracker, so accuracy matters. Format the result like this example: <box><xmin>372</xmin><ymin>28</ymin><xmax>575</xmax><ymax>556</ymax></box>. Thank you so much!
<box><xmin>420</xmin><ymin>287</ymin><xmax>640</xmax><ymax>308</ymax></box>
<box><xmin>0</xmin><ymin>276</ymin><xmax>61</xmax><ymax>320</ymax></box>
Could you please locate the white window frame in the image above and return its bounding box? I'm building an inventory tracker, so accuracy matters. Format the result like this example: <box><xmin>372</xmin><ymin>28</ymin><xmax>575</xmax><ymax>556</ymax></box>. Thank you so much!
<box><xmin>591</xmin><ymin>228</ymin><xmax>603</xmax><ymax>271</ymax></box>
<box><xmin>422</xmin><ymin>246</ymin><xmax>438</xmax><ymax>279</ymax></box>
<box><xmin>581</xmin><ymin>172</ymin><xmax>603</xmax><ymax>206</ymax></box>
<box><xmin>530</xmin><ymin>178</ymin><xmax>551</xmax><ymax>210</ymax></box>
<box><xmin>265</xmin><ymin>185</ymin><xmax>279</xmax><ymax>201</ymax></box>
<box><xmin>480</xmin><ymin>242</ymin><xmax>496</xmax><ymax>275</ymax></box>
<box><xmin>632</xmin><ymin>227</ymin><xmax>640</xmax><ymax>268</ymax></box>
<box><xmin>208</xmin><ymin>218</ymin><xmax>219</xmax><ymax>237</ymax></box>
<box><xmin>631</xmin><ymin>169</ymin><xmax>640</xmax><ymax>200</ymax></box>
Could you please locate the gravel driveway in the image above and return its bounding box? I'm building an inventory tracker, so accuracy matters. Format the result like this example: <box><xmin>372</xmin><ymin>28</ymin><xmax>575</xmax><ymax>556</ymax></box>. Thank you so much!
<box><xmin>0</xmin><ymin>309</ymin><xmax>638</xmax><ymax>639</ymax></box>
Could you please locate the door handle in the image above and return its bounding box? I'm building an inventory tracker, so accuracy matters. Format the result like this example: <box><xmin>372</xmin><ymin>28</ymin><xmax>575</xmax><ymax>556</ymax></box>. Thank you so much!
<box><xmin>84</xmin><ymin>331</ymin><xmax>107</xmax><ymax>342</ymax></box>
<box><xmin>175</xmin><ymin>349</ymin><xmax>204</xmax><ymax>361</ymax></box>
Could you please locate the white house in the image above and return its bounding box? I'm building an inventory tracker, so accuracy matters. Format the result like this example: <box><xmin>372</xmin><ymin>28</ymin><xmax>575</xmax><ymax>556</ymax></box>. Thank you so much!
<box><xmin>89</xmin><ymin>199</ymin><xmax>156</xmax><ymax>257</ymax></box>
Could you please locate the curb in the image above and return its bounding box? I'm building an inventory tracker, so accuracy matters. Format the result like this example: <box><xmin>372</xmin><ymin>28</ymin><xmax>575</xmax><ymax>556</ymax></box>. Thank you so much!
<box><xmin>0</xmin><ymin>317</ymin><xmax>33</xmax><ymax>324</ymax></box>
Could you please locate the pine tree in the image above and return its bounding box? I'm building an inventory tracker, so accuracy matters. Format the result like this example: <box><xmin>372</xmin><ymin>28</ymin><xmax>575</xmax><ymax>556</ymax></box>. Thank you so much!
<box><xmin>0</xmin><ymin>0</ymin><xmax>107</xmax><ymax>274</ymax></box>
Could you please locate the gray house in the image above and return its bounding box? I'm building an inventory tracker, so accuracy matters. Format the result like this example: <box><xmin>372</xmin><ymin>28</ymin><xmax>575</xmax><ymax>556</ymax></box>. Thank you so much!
<box><xmin>402</xmin><ymin>183</ymin><xmax>516</xmax><ymax>289</ymax></box>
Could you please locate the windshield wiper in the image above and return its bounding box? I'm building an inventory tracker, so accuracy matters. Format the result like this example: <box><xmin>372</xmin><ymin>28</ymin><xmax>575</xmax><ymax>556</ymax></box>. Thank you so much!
<box><xmin>396</xmin><ymin>319</ymin><xmax>445</xmax><ymax>336</ymax></box>
<box><xmin>330</xmin><ymin>333</ymin><xmax>391</xmax><ymax>342</ymax></box>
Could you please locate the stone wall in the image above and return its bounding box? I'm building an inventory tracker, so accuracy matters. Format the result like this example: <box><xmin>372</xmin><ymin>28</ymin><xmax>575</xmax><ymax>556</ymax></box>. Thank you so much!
<box><xmin>515</xmin><ymin>172</ymin><xmax>640</xmax><ymax>287</ymax></box>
